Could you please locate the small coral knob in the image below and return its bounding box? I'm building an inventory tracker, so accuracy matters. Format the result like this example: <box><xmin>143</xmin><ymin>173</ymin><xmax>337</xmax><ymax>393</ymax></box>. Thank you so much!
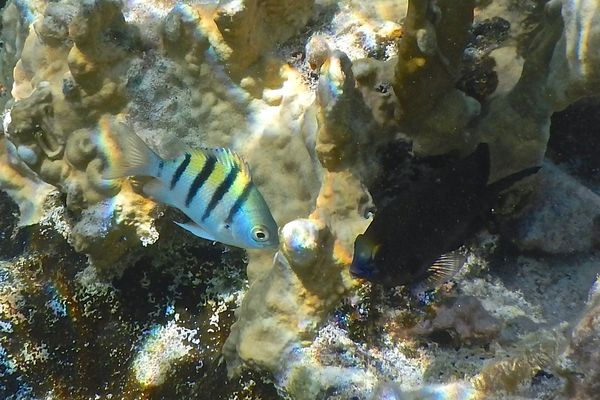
<box><xmin>281</xmin><ymin>218</ymin><xmax>323</xmax><ymax>269</ymax></box>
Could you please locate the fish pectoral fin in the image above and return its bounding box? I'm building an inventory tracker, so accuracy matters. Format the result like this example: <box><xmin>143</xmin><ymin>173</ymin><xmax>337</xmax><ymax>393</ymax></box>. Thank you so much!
<box><xmin>424</xmin><ymin>250</ymin><xmax>465</xmax><ymax>289</ymax></box>
<box><xmin>143</xmin><ymin>179</ymin><xmax>176</xmax><ymax>207</ymax></box>
<box><xmin>174</xmin><ymin>221</ymin><xmax>216</xmax><ymax>242</ymax></box>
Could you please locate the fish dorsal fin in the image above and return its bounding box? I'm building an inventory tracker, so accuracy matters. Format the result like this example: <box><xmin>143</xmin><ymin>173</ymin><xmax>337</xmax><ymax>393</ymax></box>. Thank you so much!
<box><xmin>424</xmin><ymin>250</ymin><xmax>465</xmax><ymax>289</ymax></box>
<box><xmin>201</xmin><ymin>147</ymin><xmax>251</xmax><ymax>178</ymax></box>
<box><xmin>163</xmin><ymin>137</ymin><xmax>193</xmax><ymax>159</ymax></box>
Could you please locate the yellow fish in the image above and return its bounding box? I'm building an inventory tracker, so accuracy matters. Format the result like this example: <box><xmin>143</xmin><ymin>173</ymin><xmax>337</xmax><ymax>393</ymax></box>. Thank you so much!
<box><xmin>103</xmin><ymin>131</ymin><xmax>279</xmax><ymax>249</ymax></box>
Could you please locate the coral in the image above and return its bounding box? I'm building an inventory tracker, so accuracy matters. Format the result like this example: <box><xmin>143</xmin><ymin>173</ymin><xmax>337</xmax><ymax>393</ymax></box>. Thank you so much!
<box><xmin>456</xmin><ymin>17</ymin><xmax>510</xmax><ymax>102</ymax></box>
<box><xmin>393</xmin><ymin>0</ymin><xmax>480</xmax><ymax>155</ymax></box>
<box><xmin>223</xmin><ymin>44</ymin><xmax>378</xmax><ymax>377</ymax></box>
<box><xmin>1</xmin><ymin>0</ymin><xmax>314</xmax><ymax>269</ymax></box>
<box><xmin>546</xmin><ymin>0</ymin><xmax>600</xmax><ymax>110</ymax></box>
<box><xmin>0</xmin><ymin>135</ymin><xmax>56</xmax><ymax>226</ymax></box>
<box><xmin>223</xmin><ymin>214</ymin><xmax>359</xmax><ymax>375</ymax></box>
<box><xmin>6</xmin><ymin>0</ymin><xmax>132</xmax><ymax>210</ymax></box>
<box><xmin>472</xmin><ymin>0</ymin><xmax>564</xmax><ymax>182</ymax></box>
<box><xmin>132</xmin><ymin>320</ymin><xmax>196</xmax><ymax>388</ymax></box>
<box><xmin>305</xmin><ymin>35</ymin><xmax>331</xmax><ymax>71</ymax></box>
<box><xmin>0</xmin><ymin>1</ymin><xmax>159</xmax><ymax>269</ymax></box>
<box><xmin>0</xmin><ymin>1</ymin><xmax>33</xmax><ymax>110</ymax></box>
<box><xmin>6</xmin><ymin>90</ymin><xmax>123</xmax><ymax>209</ymax></box>
<box><xmin>394</xmin><ymin>0</ymin><xmax>475</xmax><ymax>114</ymax></box>
<box><xmin>467</xmin><ymin>0</ymin><xmax>600</xmax><ymax>182</ymax></box>
<box><xmin>391</xmin><ymin>0</ymin><xmax>600</xmax><ymax>182</ymax></box>
<box><xmin>313</xmin><ymin>47</ymin><xmax>394</xmax><ymax>173</ymax></box>
<box><xmin>212</xmin><ymin>0</ymin><xmax>315</xmax><ymax>76</ymax></box>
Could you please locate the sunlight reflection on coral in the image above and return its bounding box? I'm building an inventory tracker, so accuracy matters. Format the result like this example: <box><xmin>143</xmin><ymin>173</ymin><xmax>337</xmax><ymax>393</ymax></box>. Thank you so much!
<box><xmin>132</xmin><ymin>320</ymin><xmax>198</xmax><ymax>388</ymax></box>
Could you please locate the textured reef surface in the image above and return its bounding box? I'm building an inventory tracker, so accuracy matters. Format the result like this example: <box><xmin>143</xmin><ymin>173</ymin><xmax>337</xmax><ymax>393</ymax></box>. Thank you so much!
<box><xmin>1</xmin><ymin>0</ymin><xmax>600</xmax><ymax>399</ymax></box>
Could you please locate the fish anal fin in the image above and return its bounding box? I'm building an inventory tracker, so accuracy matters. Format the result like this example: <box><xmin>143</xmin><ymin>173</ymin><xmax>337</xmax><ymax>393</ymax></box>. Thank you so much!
<box><xmin>201</xmin><ymin>147</ymin><xmax>251</xmax><ymax>178</ymax></box>
<box><xmin>174</xmin><ymin>221</ymin><xmax>216</xmax><ymax>242</ymax></box>
<box><xmin>143</xmin><ymin>179</ymin><xmax>176</xmax><ymax>207</ymax></box>
<box><xmin>425</xmin><ymin>250</ymin><xmax>465</xmax><ymax>289</ymax></box>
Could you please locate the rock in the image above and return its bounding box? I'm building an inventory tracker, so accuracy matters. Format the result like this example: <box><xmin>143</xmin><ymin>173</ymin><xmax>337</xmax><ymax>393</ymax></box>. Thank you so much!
<box><xmin>512</xmin><ymin>162</ymin><xmax>600</xmax><ymax>254</ymax></box>
<box><xmin>558</xmin><ymin>277</ymin><xmax>600</xmax><ymax>399</ymax></box>
<box><xmin>411</xmin><ymin>295</ymin><xmax>501</xmax><ymax>345</ymax></box>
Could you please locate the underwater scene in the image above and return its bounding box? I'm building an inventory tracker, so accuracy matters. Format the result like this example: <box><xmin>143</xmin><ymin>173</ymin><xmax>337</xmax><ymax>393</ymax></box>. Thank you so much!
<box><xmin>0</xmin><ymin>0</ymin><xmax>599</xmax><ymax>399</ymax></box>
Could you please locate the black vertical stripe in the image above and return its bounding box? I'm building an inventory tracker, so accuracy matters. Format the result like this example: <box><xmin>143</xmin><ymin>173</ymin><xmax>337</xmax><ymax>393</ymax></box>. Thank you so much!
<box><xmin>225</xmin><ymin>182</ymin><xmax>252</xmax><ymax>223</ymax></box>
<box><xmin>170</xmin><ymin>153</ymin><xmax>191</xmax><ymax>189</ymax></box>
<box><xmin>185</xmin><ymin>156</ymin><xmax>217</xmax><ymax>207</ymax></box>
<box><xmin>157</xmin><ymin>160</ymin><xmax>164</xmax><ymax>177</ymax></box>
<box><xmin>202</xmin><ymin>167</ymin><xmax>239</xmax><ymax>221</ymax></box>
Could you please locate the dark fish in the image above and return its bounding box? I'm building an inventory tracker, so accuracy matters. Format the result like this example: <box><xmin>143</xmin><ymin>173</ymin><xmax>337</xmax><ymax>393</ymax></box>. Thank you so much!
<box><xmin>350</xmin><ymin>143</ymin><xmax>540</xmax><ymax>287</ymax></box>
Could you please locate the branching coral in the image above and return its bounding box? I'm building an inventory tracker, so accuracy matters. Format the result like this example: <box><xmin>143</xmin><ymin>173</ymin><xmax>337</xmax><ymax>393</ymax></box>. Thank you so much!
<box><xmin>212</xmin><ymin>0</ymin><xmax>315</xmax><ymax>76</ymax></box>
<box><xmin>0</xmin><ymin>1</ymin><xmax>163</xmax><ymax>269</ymax></box>
<box><xmin>393</xmin><ymin>0</ymin><xmax>480</xmax><ymax>155</ymax></box>
<box><xmin>224</xmin><ymin>218</ymin><xmax>339</xmax><ymax>374</ymax></box>
<box><xmin>224</xmin><ymin>48</ymin><xmax>375</xmax><ymax>375</ymax></box>
<box><xmin>392</xmin><ymin>0</ymin><xmax>600</xmax><ymax>182</ymax></box>
<box><xmin>394</xmin><ymin>0</ymin><xmax>474</xmax><ymax>113</ymax></box>
<box><xmin>473</xmin><ymin>0</ymin><xmax>564</xmax><ymax>182</ymax></box>
<box><xmin>5</xmin><ymin>0</ymin><xmax>133</xmax><ymax>210</ymax></box>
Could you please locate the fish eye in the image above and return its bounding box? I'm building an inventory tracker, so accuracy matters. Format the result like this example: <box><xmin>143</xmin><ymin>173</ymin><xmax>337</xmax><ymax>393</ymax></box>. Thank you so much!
<box><xmin>251</xmin><ymin>225</ymin><xmax>270</xmax><ymax>242</ymax></box>
<box><xmin>363</xmin><ymin>206</ymin><xmax>376</xmax><ymax>219</ymax></box>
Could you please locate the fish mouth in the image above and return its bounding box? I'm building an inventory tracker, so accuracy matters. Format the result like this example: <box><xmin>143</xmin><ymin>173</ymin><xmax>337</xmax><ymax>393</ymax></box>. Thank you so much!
<box><xmin>263</xmin><ymin>239</ymin><xmax>280</xmax><ymax>249</ymax></box>
<box><xmin>349</xmin><ymin>257</ymin><xmax>379</xmax><ymax>281</ymax></box>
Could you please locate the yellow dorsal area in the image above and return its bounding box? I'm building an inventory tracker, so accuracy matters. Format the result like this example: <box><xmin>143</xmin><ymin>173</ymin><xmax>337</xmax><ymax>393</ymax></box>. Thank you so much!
<box><xmin>184</xmin><ymin>148</ymin><xmax>252</xmax><ymax>195</ymax></box>
<box><xmin>201</xmin><ymin>147</ymin><xmax>251</xmax><ymax>179</ymax></box>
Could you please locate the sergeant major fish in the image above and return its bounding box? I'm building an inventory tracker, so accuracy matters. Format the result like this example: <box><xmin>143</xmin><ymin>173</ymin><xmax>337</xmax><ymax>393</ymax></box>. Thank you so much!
<box><xmin>103</xmin><ymin>130</ymin><xmax>279</xmax><ymax>249</ymax></box>
<box><xmin>351</xmin><ymin>143</ymin><xmax>540</xmax><ymax>288</ymax></box>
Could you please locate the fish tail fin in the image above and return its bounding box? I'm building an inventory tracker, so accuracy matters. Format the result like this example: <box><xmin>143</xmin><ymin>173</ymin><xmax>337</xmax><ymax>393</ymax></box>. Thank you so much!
<box><xmin>102</xmin><ymin>129</ymin><xmax>162</xmax><ymax>179</ymax></box>
<box><xmin>487</xmin><ymin>166</ymin><xmax>542</xmax><ymax>194</ymax></box>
